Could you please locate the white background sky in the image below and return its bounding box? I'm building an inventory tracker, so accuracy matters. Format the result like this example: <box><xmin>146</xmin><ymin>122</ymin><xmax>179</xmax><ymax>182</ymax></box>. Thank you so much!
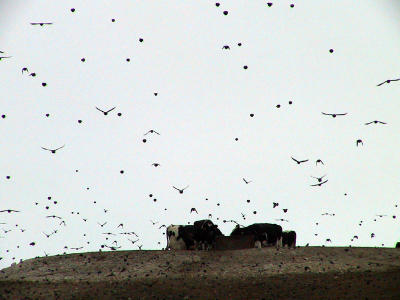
<box><xmin>1</xmin><ymin>0</ymin><xmax>400</xmax><ymax>269</ymax></box>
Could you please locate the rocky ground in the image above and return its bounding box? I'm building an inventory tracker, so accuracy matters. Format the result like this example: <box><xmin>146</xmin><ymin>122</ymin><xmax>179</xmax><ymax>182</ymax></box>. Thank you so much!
<box><xmin>1</xmin><ymin>247</ymin><xmax>400</xmax><ymax>299</ymax></box>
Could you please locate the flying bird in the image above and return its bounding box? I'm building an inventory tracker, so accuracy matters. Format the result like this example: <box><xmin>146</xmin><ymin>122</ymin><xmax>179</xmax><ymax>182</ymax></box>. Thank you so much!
<box><xmin>0</xmin><ymin>56</ymin><xmax>12</xmax><ymax>60</ymax></box>
<box><xmin>152</xmin><ymin>163</ymin><xmax>160</xmax><ymax>167</ymax></box>
<box><xmin>365</xmin><ymin>120</ymin><xmax>386</xmax><ymax>125</ymax></box>
<box><xmin>46</xmin><ymin>215</ymin><xmax>62</xmax><ymax>219</ymax></box>
<box><xmin>310</xmin><ymin>179</ymin><xmax>328</xmax><ymax>187</ymax></box>
<box><xmin>222</xmin><ymin>45</ymin><xmax>230</xmax><ymax>49</ymax></box>
<box><xmin>0</xmin><ymin>209</ymin><xmax>20</xmax><ymax>213</ymax></box>
<box><xmin>95</xmin><ymin>106</ymin><xmax>116</xmax><ymax>115</ymax></box>
<box><xmin>150</xmin><ymin>220</ymin><xmax>158</xmax><ymax>225</ymax></box>
<box><xmin>190</xmin><ymin>208</ymin><xmax>198</xmax><ymax>214</ymax></box>
<box><xmin>273</xmin><ymin>202</ymin><xmax>279</xmax><ymax>208</ymax></box>
<box><xmin>144</xmin><ymin>129</ymin><xmax>160</xmax><ymax>136</ymax></box>
<box><xmin>275</xmin><ymin>218</ymin><xmax>289</xmax><ymax>222</ymax></box>
<box><xmin>321</xmin><ymin>112</ymin><xmax>347</xmax><ymax>118</ymax></box>
<box><xmin>127</xmin><ymin>238</ymin><xmax>139</xmax><ymax>244</ymax></box>
<box><xmin>315</xmin><ymin>159</ymin><xmax>324</xmax><ymax>165</ymax></box>
<box><xmin>291</xmin><ymin>157</ymin><xmax>309</xmax><ymax>164</ymax></box>
<box><xmin>22</xmin><ymin>67</ymin><xmax>29</xmax><ymax>74</ymax></box>
<box><xmin>158</xmin><ymin>224</ymin><xmax>166</xmax><ymax>229</ymax></box>
<box><xmin>173</xmin><ymin>185</ymin><xmax>189</xmax><ymax>194</ymax></box>
<box><xmin>117</xmin><ymin>224</ymin><xmax>123</xmax><ymax>228</ymax></box>
<box><xmin>376</xmin><ymin>78</ymin><xmax>400</xmax><ymax>86</ymax></box>
<box><xmin>311</xmin><ymin>175</ymin><xmax>327</xmax><ymax>182</ymax></box>
<box><xmin>242</xmin><ymin>178</ymin><xmax>252</xmax><ymax>184</ymax></box>
<box><xmin>97</xmin><ymin>222</ymin><xmax>107</xmax><ymax>227</ymax></box>
<box><xmin>30</xmin><ymin>22</ymin><xmax>53</xmax><ymax>26</ymax></box>
<box><xmin>41</xmin><ymin>145</ymin><xmax>65</xmax><ymax>154</ymax></box>
<box><xmin>356</xmin><ymin>139</ymin><xmax>363</xmax><ymax>147</ymax></box>
<box><xmin>70</xmin><ymin>247</ymin><xmax>84</xmax><ymax>250</ymax></box>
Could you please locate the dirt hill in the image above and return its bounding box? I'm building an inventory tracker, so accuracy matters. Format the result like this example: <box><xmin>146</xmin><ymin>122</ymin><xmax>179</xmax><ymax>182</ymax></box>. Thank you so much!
<box><xmin>1</xmin><ymin>247</ymin><xmax>400</xmax><ymax>299</ymax></box>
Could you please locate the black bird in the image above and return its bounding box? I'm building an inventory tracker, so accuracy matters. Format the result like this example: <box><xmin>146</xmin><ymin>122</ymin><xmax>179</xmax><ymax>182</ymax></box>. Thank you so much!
<box><xmin>291</xmin><ymin>157</ymin><xmax>309</xmax><ymax>164</ymax></box>
<box><xmin>173</xmin><ymin>185</ymin><xmax>189</xmax><ymax>194</ymax></box>
<box><xmin>356</xmin><ymin>139</ymin><xmax>363</xmax><ymax>147</ymax></box>
<box><xmin>59</xmin><ymin>220</ymin><xmax>66</xmax><ymax>226</ymax></box>
<box><xmin>137</xmin><ymin>245</ymin><xmax>143</xmax><ymax>250</ymax></box>
<box><xmin>311</xmin><ymin>175</ymin><xmax>327</xmax><ymax>182</ymax></box>
<box><xmin>127</xmin><ymin>238</ymin><xmax>139</xmax><ymax>244</ymax></box>
<box><xmin>144</xmin><ymin>129</ymin><xmax>160</xmax><ymax>136</ymax></box>
<box><xmin>0</xmin><ymin>56</ymin><xmax>12</xmax><ymax>60</ymax></box>
<box><xmin>150</xmin><ymin>220</ymin><xmax>158</xmax><ymax>225</ymax></box>
<box><xmin>158</xmin><ymin>224</ymin><xmax>166</xmax><ymax>229</ymax></box>
<box><xmin>321</xmin><ymin>212</ymin><xmax>335</xmax><ymax>216</ymax></box>
<box><xmin>315</xmin><ymin>159</ymin><xmax>324</xmax><ymax>165</ymax></box>
<box><xmin>283</xmin><ymin>209</ymin><xmax>288</xmax><ymax>213</ymax></box>
<box><xmin>0</xmin><ymin>209</ymin><xmax>20</xmax><ymax>213</ymax></box>
<box><xmin>22</xmin><ymin>67</ymin><xmax>29</xmax><ymax>74</ymax></box>
<box><xmin>275</xmin><ymin>218</ymin><xmax>288</xmax><ymax>222</ymax></box>
<box><xmin>222</xmin><ymin>45</ymin><xmax>230</xmax><ymax>50</ymax></box>
<box><xmin>117</xmin><ymin>223</ymin><xmax>123</xmax><ymax>228</ymax></box>
<box><xmin>46</xmin><ymin>215</ymin><xmax>62</xmax><ymax>219</ymax></box>
<box><xmin>321</xmin><ymin>112</ymin><xmax>347</xmax><ymax>118</ymax></box>
<box><xmin>376</xmin><ymin>78</ymin><xmax>400</xmax><ymax>86</ymax></box>
<box><xmin>376</xmin><ymin>214</ymin><xmax>387</xmax><ymax>218</ymax></box>
<box><xmin>70</xmin><ymin>247</ymin><xmax>83</xmax><ymax>250</ymax></box>
<box><xmin>273</xmin><ymin>202</ymin><xmax>279</xmax><ymax>208</ymax></box>
<box><xmin>190</xmin><ymin>208</ymin><xmax>198</xmax><ymax>214</ymax></box>
<box><xmin>365</xmin><ymin>120</ymin><xmax>386</xmax><ymax>125</ymax></box>
<box><xmin>30</xmin><ymin>22</ymin><xmax>53</xmax><ymax>26</ymax></box>
<box><xmin>310</xmin><ymin>179</ymin><xmax>328</xmax><ymax>186</ymax></box>
<box><xmin>43</xmin><ymin>232</ymin><xmax>52</xmax><ymax>238</ymax></box>
<box><xmin>152</xmin><ymin>163</ymin><xmax>160</xmax><ymax>167</ymax></box>
<box><xmin>95</xmin><ymin>106</ymin><xmax>116</xmax><ymax>115</ymax></box>
<box><xmin>97</xmin><ymin>222</ymin><xmax>107</xmax><ymax>227</ymax></box>
<box><xmin>41</xmin><ymin>145</ymin><xmax>65</xmax><ymax>154</ymax></box>
<box><xmin>242</xmin><ymin>178</ymin><xmax>252</xmax><ymax>184</ymax></box>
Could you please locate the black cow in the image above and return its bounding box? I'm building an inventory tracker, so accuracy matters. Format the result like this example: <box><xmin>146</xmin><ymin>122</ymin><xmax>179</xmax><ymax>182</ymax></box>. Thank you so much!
<box><xmin>193</xmin><ymin>219</ymin><xmax>224</xmax><ymax>250</ymax></box>
<box><xmin>230</xmin><ymin>223</ymin><xmax>282</xmax><ymax>248</ymax></box>
<box><xmin>282</xmin><ymin>230</ymin><xmax>296</xmax><ymax>248</ymax></box>
<box><xmin>396</xmin><ymin>242</ymin><xmax>400</xmax><ymax>249</ymax></box>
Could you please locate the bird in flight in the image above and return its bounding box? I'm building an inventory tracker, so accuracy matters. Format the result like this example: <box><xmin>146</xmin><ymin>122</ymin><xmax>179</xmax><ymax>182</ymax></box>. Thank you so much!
<box><xmin>30</xmin><ymin>22</ymin><xmax>53</xmax><ymax>26</ymax></box>
<box><xmin>315</xmin><ymin>159</ymin><xmax>324</xmax><ymax>166</ymax></box>
<box><xmin>310</xmin><ymin>179</ymin><xmax>328</xmax><ymax>187</ymax></box>
<box><xmin>173</xmin><ymin>185</ymin><xmax>189</xmax><ymax>194</ymax></box>
<box><xmin>97</xmin><ymin>222</ymin><xmax>107</xmax><ymax>227</ymax></box>
<box><xmin>311</xmin><ymin>175</ymin><xmax>327</xmax><ymax>182</ymax></box>
<box><xmin>70</xmin><ymin>247</ymin><xmax>84</xmax><ymax>250</ymax></box>
<box><xmin>356</xmin><ymin>139</ymin><xmax>363</xmax><ymax>147</ymax></box>
<box><xmin>275</xmin><ymin>218</ymin><xmax>289</xmax><ymax>222</ymax></box>
<box><xmin>190</xmin><ymin>208</ymin><xmax>198</xmax><ymax>214</ymax></box>
<box><xmin>150</xmin><ymin>220</ymin><xmax>158</xmax><ymax>225</ymax></box>
<box><xmin>95</xmin><ymin>106</ymin><xmax>116</xmax><ymax>115</ymax></box>
<box><xmin>365</xmin><ymin>120</ymin><xmax>386</xmax><ymax>125</ymax></box>
<box><xmin>144</xmin><ymin>129</ymin><xmax>160</xmax><ymax>136</ymax></box>
<box><xmin>22</xmin><ymin>67</ymin><xmax>29</xmax><ymax>74</ymax></box>
<box><xmin>0</xmin><ymin>56</ymin><xmax>12</xmax><ymax>60</ymax></box>
<box><xmin>127</xmin><ymin>238</ymin><xmax>139</xmax><ymax>244</ymax></box>
<box><xmin>46</xmin><ymin>215</ymin><xmax>62</xmax><ymax>219</ymax></box>
<box><xmin>273</xmin><ymin>202</ymin><xmax>279</xmax><ymax>208</ymax></box>
<box><xmin>376</xmin><ymin>78</ymin><xmax>400</xmax><ymax>86</ymax></box>
<box><xmin>291</xmin><ymin>157</ymin><xmax>309</xmax><ymax>164</ymax></box>
<box><xmin>376</xmin><ymin>214</ymin><xmax>387</xmax><ymax>218</ymax></box>
<box><xmin>242</xmin><ymin>178</ymin><xmax>252</xmax><ymax>184</ymax></box>
<box><xmin>222</xmin><ymin>45</ymin><xmax>230</xmax><ymax>50</ymax></box>
<box><xmin>41</xmin><ymin>145</ymin><xmax>65</xmax><ymax>154</ymax></box>
<box><xmin>0</xmin><ymin>209</ymin><xmax>20</xmax><ymax>213</ymax></box>
<box><xmin>152</xmin><ymin>163</ymin><xmax>160</xmax><ymax>167</ymax></box>
<box><xmin>321</xmin><ymin>112</ymin><xmax>347</xmax><ymax>118</ymax></box>
<box><xmin>159</xmin><ymin>224</ymin><xmax>166</xmax><ymax>229</ymax></box>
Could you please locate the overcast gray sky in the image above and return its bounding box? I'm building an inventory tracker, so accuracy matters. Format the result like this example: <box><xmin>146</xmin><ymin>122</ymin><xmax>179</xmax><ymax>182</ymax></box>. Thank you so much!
<box><xmin>1</xmin><ymin>0</ymin><xmax>400</xmax><ymax>268</ymax></box>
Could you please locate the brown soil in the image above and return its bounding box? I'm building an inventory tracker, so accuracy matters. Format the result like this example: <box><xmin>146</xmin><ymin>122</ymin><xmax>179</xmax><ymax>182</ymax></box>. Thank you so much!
<box><xmin>1</xmin><ymin>247</ymin><xmax>399</xmax><ymax>299</ymax></box>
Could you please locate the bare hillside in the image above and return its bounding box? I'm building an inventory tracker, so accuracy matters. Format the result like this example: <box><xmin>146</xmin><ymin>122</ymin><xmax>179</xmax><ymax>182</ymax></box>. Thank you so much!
<box><xmin>1</xmin><ymin>247</ymin><xmax>400</xmax><ymax>299</ymax></box>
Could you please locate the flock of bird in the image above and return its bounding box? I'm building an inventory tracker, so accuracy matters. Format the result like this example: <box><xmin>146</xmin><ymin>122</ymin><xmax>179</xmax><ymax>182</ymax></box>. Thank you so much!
<box><xmin>0</xmin><ymin>2</ymin><xmax>398</xmax><ymax>268</ymax></box>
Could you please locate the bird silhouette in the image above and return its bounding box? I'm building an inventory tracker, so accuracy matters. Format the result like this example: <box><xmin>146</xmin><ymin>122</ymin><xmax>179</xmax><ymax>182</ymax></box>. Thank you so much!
<box><xmin>152</xmin><ymin>163</ymin><xmax>160</xmax><ymax>167</ymax></box>
<box><xmin>117</xmin><ymin>224</ymin><xmax>123</xmax><ymax>228</ymax></box>
<box><xmin>150</xmin><ymin>220</ymin><xmax>158</xmax><ymax>225</ymax></box>
<box><xmin>0</xmin><ymin>209</ymin><xmax>20</xmax><ymax>213</ymax></box>
<box><xmin>30</xmin><ymin>22</ymin><xmax>53</xmax><ymax>26</ymax></box>
<box><xmin>144</xmin><ymin>129</ymin><xmax>160</xmax><ymax>135</ymax></box>
<box><xmin>310</xmin><ymin>179</ymin><xmax>328</xmax><ymax>187</ymax></box>
<box><xmin>315</xmin><ymin>159</ymin><xmax>324</xmax><ymax>165</ymax></box>
<box><xmin>222</xmin><ymin>45</ymin><xmax>230</xmax><ymax>49</ymax></box>
<box><xmin>365</xmin><ymin>120</ymin><xmax>386</xmax><ymax>125</ymax></box>
<box><xmin>97</xmin><ymin>222</ymin><xmax>107</xmax><ymax>227</ymax></box>
<box><xmin>376</xmin><ymin>78</ymin><xmax>400</xmax><ymax>86</ymax></box>
<box><xmin>311</xmin><ymin>175</ymin><xmax>327</xmax><ymax>182</ymax></box>
<box><xmin>273</xmin><ymin>202</ymin><xmax>279</xmax><ymax>208</ymax></box>
<box><xmin>21</xmin><ymin>67</ymin><xmax>29</xmax><ymax>74</ymax></box>
<box><xmin>95</xmin><ymin>106</ymin><xmax>116</xmax><ymax>115</ymax></box>
<box><xmin>291</xmin><ymin>157</ymin><xmax>309</xmax><ymax>164</ymax></box>
<box><xmin>41</xmin><ymin>145</ymin><xmax>65</xmax><ymax>154</ymax></box>
<box><xmin>242</xmin><ymin>178</ymin><xmax>252</xmax><ymax>184</ymax></box>
<box><xmin>158</xmin><ymin>224</ymin><xmax>166</xmax><ymax>229</ymax></box>
<box><xmin>127</xmin><ymin>238</ymin><xmax>139</xmax><ymax>244</ymax></box>
<box><xmin>70</xmin><ymin>247</ymin><xmax>83</xmax><ymax>250</ymax></box>
<box><xmin>173</xmin><ymin>185</ymin><xmax>189</xmax><ymax>194</ymax></box>
<box><xmin>275</xmin><ymin>218</ymin><xmax>288</xmax><ymax>222</ymax></box>
<box><xmin>190</xmin><ymin>208</ymin><xmax>198</xmax><ymax>214</ymax></box>
<box><xmin>0</xmin><ymin>56</ymin><xmax>12</xmax><ymax>60</ymax></box>
<box><xmin>46</xmin><ymin>215</ymin><xmax>62</xmax><ymax>219</ymax></box>
<box><xmin>321</xmin><ymin>112</ymin><xmax>347</xmax><ymax>118</ymax></box>
<box><xmin>356</xmin><ymin>139</ymin><xmax>363</xmax><ymax>147</ymax></box>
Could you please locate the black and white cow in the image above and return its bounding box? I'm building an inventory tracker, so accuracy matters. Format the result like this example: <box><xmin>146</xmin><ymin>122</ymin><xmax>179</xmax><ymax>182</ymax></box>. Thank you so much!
<box><xmin>230</xmin><ymin>223</ymin><xmax>283</xmax><ymax>249</ymax></box>
<box><xmin>396</xmin><ymin>242</ymin><xmax>400</xmax><ymax>249</ymax></box>
<box><xmin>166</xmin><ymin>220</ymin><xmax>223</xmax><ymax>250</ymax></box>
<box><xmin>282</xmin><ymin>230</ymin><xmax>297</xmax><ymax>248</ymax></box>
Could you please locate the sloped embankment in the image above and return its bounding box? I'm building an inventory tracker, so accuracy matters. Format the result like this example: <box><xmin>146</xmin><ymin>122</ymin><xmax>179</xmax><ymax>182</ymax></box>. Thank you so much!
<box><xmin>1</xmin><ymin>247</ymin><xmax>400</xmax><ymax>299</ymax></box>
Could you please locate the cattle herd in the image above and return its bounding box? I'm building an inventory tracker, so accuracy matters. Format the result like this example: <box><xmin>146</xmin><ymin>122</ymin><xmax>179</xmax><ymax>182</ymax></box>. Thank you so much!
<box><xmin>166</xmin><ymin>220</ymin><xmax>296</xmax><ymax>251</ymax></box>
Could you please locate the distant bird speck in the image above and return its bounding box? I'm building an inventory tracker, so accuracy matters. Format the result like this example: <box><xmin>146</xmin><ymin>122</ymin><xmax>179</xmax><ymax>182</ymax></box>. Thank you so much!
<box><xmin>356</xmin><ymin>139</ymin><xmax>363</xmax><ymax>147</ymax></box>
<box><xmin>223</xmin><ymin>10</ymin><xmax>228</xmax><ymax>15</ymax></box>
<box><xmin>322</xmin><ymin>112</ymin><xmax>347</xmax><ymax>118</ymax></box>
<box><xmin>376</xmin><ymin>78</ymin><xmax>400</xmax><ymax>87</ymax></box>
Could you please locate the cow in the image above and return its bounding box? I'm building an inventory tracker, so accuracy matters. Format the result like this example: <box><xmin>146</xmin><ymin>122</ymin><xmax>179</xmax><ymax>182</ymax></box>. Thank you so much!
<box><xmin>166</xmin><ymin>220</ymin><xmax>223</xmax><ymax>250</ymax></box>
<box><xmin>193</xmin><ymin>219</ymin><xmax>224</xmax><ymax>250</ymax></box>
<box><xmin>396</xmin><ymin>242</ymin><xmax>400</xmax><ymax>248</ymax></box>
<box><xmin>230</xmin><ymin>223</ymin><xmax>283</xmax><ymax>249</ymax></box>
<box><xmin>282</xmin><ymin>230</ymin><xmax>297</xmax><ymax>248</ymax></box>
